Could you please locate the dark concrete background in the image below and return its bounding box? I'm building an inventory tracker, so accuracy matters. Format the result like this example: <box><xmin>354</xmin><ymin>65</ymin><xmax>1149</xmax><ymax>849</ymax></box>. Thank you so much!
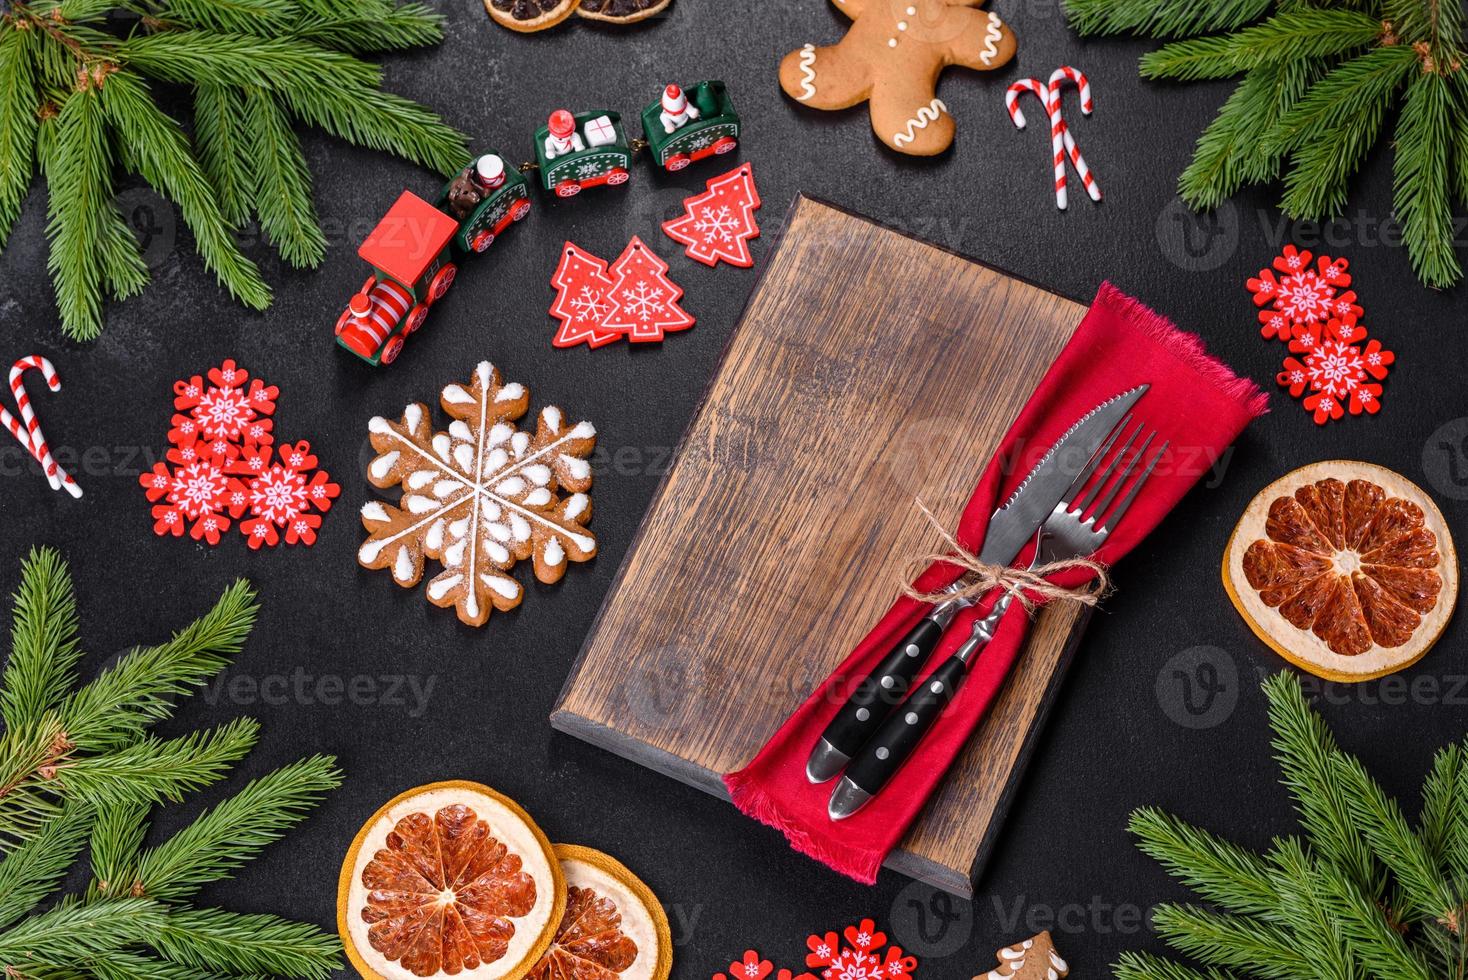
<box><xmin>1</xmin><ymin>0</ymin><xmax>1466</xmax><ymax>976</ymax></box>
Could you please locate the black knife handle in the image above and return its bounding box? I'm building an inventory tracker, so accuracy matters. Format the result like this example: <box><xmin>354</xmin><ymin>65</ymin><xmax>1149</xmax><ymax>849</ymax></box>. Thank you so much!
<box><xmin>843</xmin><ymin>655</ymin><xmax>968</xmax><ymax>797</ymax></box>
<box><xmin>820</xmin><ymin>618</ymin><xmax>945</xmax><ymax>758</ymax></box>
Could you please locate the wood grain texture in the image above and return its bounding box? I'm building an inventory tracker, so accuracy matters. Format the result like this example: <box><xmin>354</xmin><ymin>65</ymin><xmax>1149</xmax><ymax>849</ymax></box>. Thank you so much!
<box><xmin>552</xmin><ymin>196</ymin><xmax>1090</xmax><ymax>897</ymax></box>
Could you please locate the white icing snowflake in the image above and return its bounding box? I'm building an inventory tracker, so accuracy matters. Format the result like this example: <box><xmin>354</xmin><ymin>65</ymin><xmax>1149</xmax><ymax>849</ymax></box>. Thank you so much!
<box><xmin>357</xmin><ymin>362</ymin><xmax>597</xmax><ymax>627</ymax></box>
<box><xmin>617</xmin><ymin>280</ymin><xmax>667</xmax><ymax>323</ymax></box>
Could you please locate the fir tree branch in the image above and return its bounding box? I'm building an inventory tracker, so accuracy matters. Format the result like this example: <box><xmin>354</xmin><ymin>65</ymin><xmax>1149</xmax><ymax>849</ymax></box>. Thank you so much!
<box><xmin>243</xmin><ymin>86</ymin><xmax>325</xmax><ymax>267</ymax></box>
<box><xmin>115</xmin><ymin>31</ymin><xmax>382</xmax><ymax>91</ymax></box>
<box><xmin>0</xmin><ymin>897</ymin><xmax>165</xmax><ymax>964</ymax></box>
<box><xmin>0</xmin><ymin>25</ymin><xmax>40</xmax><ymax>248</ymax></box>
<box><xmin>1114</xmin><ymin>951</ymin><xmax>1242</xmax><ymax>980</ymax></box>
<box><xmin>87</xmin><ymin>949</ymin><xmax>261</xmax><ymax>980</ymax></box>
<box><xmin>1452</xmin><ymin>73</ymin><xmax>1468</xmax><ymax>210</ymax></box>
<box><xmin>192</xmin><ymin>83</ymin><xmax>254</xmax><ymax>227</ymax></box>
<box><xmin>52</xmin><ymin>717</ymin><xmax>259</xmax><ymax>808</ymax></box>
<box><xmin>1276</xmin><ymin>46</ymin><xmax>1418</xmax><ymax>218</ymax></box>
<box><xmin>1140</xmin><ymin>9</ymin><xmax>1383</xmax><ymax>80</ymax></box>
<box><xmin>43</xmin><ymin>86</ymin><xmax>112</xmax><ymax>340</ymax></box>
<box><xmin>1066</xmin><ymin>0</ymin><xmax>1271</xmax><ymax>38</ymax></box>
<box><xmin>151</xmin><ymin>907</ymin><xmax>342</xmax><ymax>979</ymax></box>
<box><xmin>1263</xmin><ymin>672</ymin><xmax>1381</xmax><ymax>899</ymax></box>
<box><xmin>0</xmin><ymin>716</ymin><xmax>69</xmax><ymax>846</ymax></box>
<box><xmin>96</xmin><ymin>201</ymin><xmax>148</xmax><ymax>300</ymax></box>
<box><xmin>123</xmin><ymin>754</ymin><xmax>341</xmax><ymax>902</ymax></box>
<box><xmin>1316</xmin><ymin>867</ymin><xmax>1435</xmax><ymax>980</ymax></box>
<box><xmin>1130</xmin><ymin>806</ymin><xmax>1286</xmax><ymax>921</ymax></box>
<box><xmin>88</xmin><ymin>801</ymin><xmax>148</xmax><ymax>896</ymax></box>
<box><xmin>96</xmin><ymin>70</ymin><xmax>271</xmax><ymax>311</ymax></box>
<box><xmin>0</xmin><ymin>803</ymin><xmax>92</xmax><ymax>930</ymax></box>
<box><xmin>281</xmin><ymin>82</ymin><xmax>470</xmax><ymax>176</ymax></box>
<box><xmin>1</xmin><ymin>547</ymin><xmax>83</xmax><ymax>732</ymax></box>
<box><xmin>59</xmin><ymin>579</ymin><xmax>257</xmax><ymax>753</ymax></box>
<box><xmin>148</xmin><ymin>0</ymin><xmax>294</xmax><ymax>34</ymax></box>
<box><xmin>1268</xmin><ymin>836</ymin><xmax>1363</xmax><ymax>980</ymax></box>
<box><xmin>290</xmin><ymin>2</ymin><xmax>444</xmax><ymax>52</ymax></box>
<box><xmin>1393</xmin><ymin>69</ymin><xmax>1462</xmax><ymax>288</ymax></box>
<box><xmin>1418</xmin><ymin>744</ymin><xmax>1464</xmax><ymax>876</ymax></box>
<box><xmin>1151</xmin><ymin>903</ymin><xmax>1312</xmax><ymax>977</ymax></box>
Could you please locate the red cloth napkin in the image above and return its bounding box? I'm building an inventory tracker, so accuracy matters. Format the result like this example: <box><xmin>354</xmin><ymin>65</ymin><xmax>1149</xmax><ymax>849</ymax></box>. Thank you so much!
<box><xmin>724</xmin><ymin>283</ymin><xmax>1268</xmax><ymax>884</ymax></box>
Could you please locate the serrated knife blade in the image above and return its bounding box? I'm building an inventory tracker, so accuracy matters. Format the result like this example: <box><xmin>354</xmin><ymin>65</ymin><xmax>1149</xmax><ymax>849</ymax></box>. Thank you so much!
<box><xmin>977</xmin><ymin>384</ymin><xmax>1149</xmax><ymax>566</ymax></box>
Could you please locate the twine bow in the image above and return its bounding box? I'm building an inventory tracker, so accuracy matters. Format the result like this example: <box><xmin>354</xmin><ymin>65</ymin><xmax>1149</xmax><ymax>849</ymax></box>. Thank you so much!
<box><xmin>899</xmin><ymin>501</ymin><xmax>1111</xmax><ymax>614</ymax></box>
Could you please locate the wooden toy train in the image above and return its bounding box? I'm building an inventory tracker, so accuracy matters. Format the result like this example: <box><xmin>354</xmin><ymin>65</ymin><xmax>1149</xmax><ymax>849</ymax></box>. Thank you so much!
<box><xmin>336</xmin><ymin>81</ymin><xmax>740</xmax><ymax>366</ymax></box>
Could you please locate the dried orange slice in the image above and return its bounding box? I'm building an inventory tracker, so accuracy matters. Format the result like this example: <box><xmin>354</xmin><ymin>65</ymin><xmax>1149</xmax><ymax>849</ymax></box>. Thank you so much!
<box><xmin>339</xmin><ymin>781</ymin><xmax>565</xmax><ymax>979</ymax></box>
<box><xmin>528</xmin><ymin>845</ymin><xmax>672</xmax><ymax>980</ymax></box>
<box><xmin>1224</xmin><ymin>461</ymin><xmax>1457</xmax><ymax>682</ymax></box>
<box><xmin>485</xmin><ymin>0</ymin><xmax>577</xmax><ymax>32</ymax></box>
<box><xmin>575</xmin><ymin>0</ymin><xmax>673</xmax><ymax>24</ymax></box>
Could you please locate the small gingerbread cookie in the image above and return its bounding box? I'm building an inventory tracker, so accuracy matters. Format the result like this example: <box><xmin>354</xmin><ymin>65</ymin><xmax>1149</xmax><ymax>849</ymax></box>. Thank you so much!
<box><xmin>779</xmin><ymin>0</ymin><xmax>1017</xmax><ymax>156</ymax></box>
<box><xmin>978</xmin><ymin>931</ymin><xmax>1068</xmax><ymax>980</ymax></box>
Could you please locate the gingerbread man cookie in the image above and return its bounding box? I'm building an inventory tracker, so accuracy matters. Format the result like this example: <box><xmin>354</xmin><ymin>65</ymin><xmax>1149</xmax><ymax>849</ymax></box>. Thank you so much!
<box><xmin>779</xmin><ymin>0</ymin><xmax>1017</xmax><ymax>156</ymax></box>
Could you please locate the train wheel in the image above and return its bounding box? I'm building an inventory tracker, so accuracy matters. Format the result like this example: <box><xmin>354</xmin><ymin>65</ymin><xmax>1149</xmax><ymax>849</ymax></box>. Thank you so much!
<box><xmin>556</xmin><ymin>181</ymin><xmax>582</xmax><ymax>198</ymax></box>
<box><xmin>404</xmin><ymin>305</ymin><xmax>429</xmax><ymax>335</ymax></box>
<box><xmin>429</xmin><ymin>264</ymin><xmax>457</xmax><ymax>302</ymax></box>
<box><xmin>607</xmin><ymin>168</ymin><xmax>631</xmax><ymax>186</ymax></box>
<box><xmin>666</xmin><ymin>154</ymin><xmax>691</xmax><ymax>172</ymax></box>
<box><xmin>512</xmin><ymin>199</ymin><xmax>532</xmax><ymax>221</ymax></box>
<box><xmin>471</xmin><ymin>230</ymin><xmax>495</xmax><ymax>253</ymax></box>
<box><xmin>380</xmin><ymin>336</ymin><xmax>405</xmax><ymax>366</ymax></box>
<box><xmin>713</xmin><ymin>136</ymin><xmax>738</xmax><ymax>155</ymax></box>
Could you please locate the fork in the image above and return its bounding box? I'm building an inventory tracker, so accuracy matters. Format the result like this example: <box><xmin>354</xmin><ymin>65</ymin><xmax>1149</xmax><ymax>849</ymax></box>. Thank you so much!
<box><xmin>827</xmin><ymin>417</ymin><xmax>1168</xmax><ymax>820</ymax></box>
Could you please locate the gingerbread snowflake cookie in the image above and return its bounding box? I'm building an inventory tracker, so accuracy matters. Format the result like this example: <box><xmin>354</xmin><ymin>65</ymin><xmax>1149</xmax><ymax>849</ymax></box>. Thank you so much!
<box><xmin>780</xmin><ymin>0</ymin><xmax>1017</xmax><ymax>156</ymax></box>
<box><xmin>358</xmin><ymin>362</ymin><xmax>597</xmax><ymax>627</ymax></box>
<box><xmin>978</xmin><ymin>932</ymin><xmax>1067</xmax><ymax>980</ymax></box>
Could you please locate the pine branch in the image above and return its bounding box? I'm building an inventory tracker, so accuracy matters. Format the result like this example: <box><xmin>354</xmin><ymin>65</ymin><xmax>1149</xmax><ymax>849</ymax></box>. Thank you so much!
<box><xmin>43</xmin><ymin>87</ymin><xmax>112</xmax><ymax>340</ymax></box>
<box><xmin>1</xmin><ymin>547</ymin><xmax>84</xmax><ymax>732</ymax></box>
<box><xmin>1151</xmin><ymin>903</ymin><xmax>1312</xmax><ymax>978</ymax></box>
<box><xmin>1115</xmin><ymin>952</ymin><xmax>1242</xmax><ymax>980</ymax></box>
<box><xmin>1453</xmin><ymin>73</ymin><xmax>1468</xmax><ymax>210</ymax></box>
<box><xmin>151</xmin><ymin>907</ymin><xmax>341</xmax><ymax>979</ymax></box>
<box><xmin>59</xmin><ymin>579</ymin><xmax>257</xmax><ymax>753</ymax></box>
<box><xmin>1130</xmin><ymin>806</ymin><xmax>1286</xmax><ymax>920</ymax></box>
<box><xmin>290</xmin><ymin>2</ymin><xmax>445</xmax><ymax>52</ymax></box>
<box><xmin>150</xmin><ymin>0</ymin><xmax>295</xmax><ymax>34</ymax></box>
<box><xmin>0</xmin><ymin>803</ymin><xmax>92</xmax><ymax>930</ymax></box>
<box><xmin>1316</xmin><ymin>868</ymin><xmax>1436</xmax><ymax>980</ymax></box>
<box><xmin>88</xmin><ymin>801</ymin><xmax>149</xmax><ymax>895</ymax></box>
<box><xmin>1066</xmin><ymin>0</ymin><xmax>1272</xmax><ymax>38</ymax></box>
<box><xmin>243</xmin><ymin>86</ymin><xmax>325</xmax><ymax>267</ymax></box>
<box><xmin>96</xmin><ymin>201</ymin><xmax>149</xmax><ymax>300</ymax></box>
<box><xmin>1140</xmin><ymin>9</ymin><xmax>1383</xmax><ymax>80</ymax></box>
<box><xmin>192</xmin><ymin>83</ymin><xmax>254</xmax><ymax>227</ymax></box>
<box><xmin>1418</xmin><ymin>744</ymin><xmax>1464</xmax><ymax>880</ymax></box>
<box><xmin>96</xmin><ymin>70</ymin><xmax>271</xmax><ymax>311</ymax></box>
<box><xmin>1264</xmin><ymin>672</ymin><xmax>1381</xmax><ymax>899</ymax></box>
<box><xmin>0</xmin><ymin>716</ymin><xmax>69</xmax><ymax>846</ymax></box>
<box><xmin>122</xmin><ymin>754</ymin><xmax>341</xmax><ymax>902</ymax></box>
<box><xmin>1268</xmin><ymin>836</ymin><xmax>1363</xmax><ymax>980</ymax></box>
<box><xmin>53</xmin><ymin>717</ymin><xmax>259</xmax><ymax>808</ymax></box>
<box><xmin>1393</xmin><ymin>69</ymin><xmax>1462</xmax><ymax>288</ymax></box>
<box><xmin>0</xmin><ymin>897</ymin><xmax>166</xmax><ymax>964</ymax></box>
<box><xmin>87</xmin><ymin>949</ymin><xmax>261</xmax><ymax>980</ymax></box>
<box><xmin>0</xmin><ymin>25</ymin><xmax>39</xmax><ymax>248</ymax></box>
<box><xmin>281</xmin><ymin>82</ymin><xmax>470</xmax><ymax>176</ymax></box>
<box><xmin>116</xmin><ymin>31</ymin><xmax>382</xmax><ymax>91</ymax></box>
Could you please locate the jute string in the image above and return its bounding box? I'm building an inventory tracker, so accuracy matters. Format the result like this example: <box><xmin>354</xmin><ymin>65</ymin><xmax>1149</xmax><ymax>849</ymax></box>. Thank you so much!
<box><xmin>899</xmin><ymin>500</ymin><xmax>1112</xmax><ymax>614</ymax></box>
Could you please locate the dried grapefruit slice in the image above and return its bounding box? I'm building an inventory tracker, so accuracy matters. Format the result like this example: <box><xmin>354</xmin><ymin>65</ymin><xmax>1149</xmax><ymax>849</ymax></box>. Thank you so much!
<box><xmin>339</xmin><ymin>781</ymin><xmax>565</xmax><ymax>980</ymax></box>
<box><xmin>1224</xmin><ymin>461</ymin><xmax>1457</xmax><ymax>682</ymax></box>
<box><xmin>528</xmin><ymin>845</ymin><xmax>672</xmax><ymax>980</ymax></box>
<box><xmin>485</xmin><ymin>0</ymin><xmax>577</xmax><ymax>32</ymax></box>
<box><xmin>575</xmin><ymin>0</ymin><xmax>673</xmax><ymax>24</ymax></box>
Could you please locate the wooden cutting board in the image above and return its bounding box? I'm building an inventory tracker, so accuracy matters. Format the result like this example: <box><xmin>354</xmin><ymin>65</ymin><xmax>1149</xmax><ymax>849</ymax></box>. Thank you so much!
<box><xmin>551</xmin><ymin>196</ymin><xmax>1091</xmax><ymax>897</ymax></box>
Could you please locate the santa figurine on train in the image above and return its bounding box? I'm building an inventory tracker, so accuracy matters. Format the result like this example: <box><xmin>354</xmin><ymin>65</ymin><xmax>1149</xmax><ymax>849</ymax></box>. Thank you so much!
<box><xmin>543</xmin><ymin>109</ymin><xmax>586</xmax><ymax>160</ymax></box>
<box><xmin>658</xmin><ymin>84</ymin><xmax>700</xmax><ymax>133</ymax></box>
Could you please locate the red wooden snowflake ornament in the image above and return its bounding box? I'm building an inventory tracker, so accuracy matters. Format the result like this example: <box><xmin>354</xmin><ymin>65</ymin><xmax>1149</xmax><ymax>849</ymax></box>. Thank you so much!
<box><xmin>663</xmin><ymin>163</ymin><xmax>763</xmax><ymax>268</ymax></box>
<box><xmin>1248</xmin><ymin>245</ymin><xmax>1361</xmax><ymax>343</ymax></box>
<box><xmin>712</xmin><ymin>920</ymin><xmax>916</xmax><ymax>980</ymax></box>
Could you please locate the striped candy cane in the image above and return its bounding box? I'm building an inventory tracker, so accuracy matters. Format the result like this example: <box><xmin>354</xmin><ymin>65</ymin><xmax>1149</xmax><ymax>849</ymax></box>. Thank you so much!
<box><xmin>1006</xmin><ymin>78</ymin><xmax>1067</xmax><ymax>209</ymax></box>
<box><xmin>5</xmin><ymin>356</ymin><xmax>81</xmax><ymax>498</ymax></box>
<box><xmin>1048</xmin><ymin>66</ymin><xmax>1102</xmax><ymax>203</ymax></box>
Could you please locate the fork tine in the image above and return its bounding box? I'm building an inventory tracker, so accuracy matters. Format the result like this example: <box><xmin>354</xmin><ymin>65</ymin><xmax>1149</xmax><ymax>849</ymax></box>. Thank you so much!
<box><xmin>1062</xmin><ymin>412</ymin><xmax>1130</xmax><ymax>504</ymax></box>
<box><xmin>1072</xmin><ymin>421</ymin><xmax>1141</xmax><ymax>514</ymax></box>
<box><xmin>1098</xmin><ymin>439</ymin><xmax>1168</xmax><ymax>532</ymax></box>
<box><xmin>1089</xmin><ymin>430</ymin><xmax>1154</xmax><ymax>519</ymax></box>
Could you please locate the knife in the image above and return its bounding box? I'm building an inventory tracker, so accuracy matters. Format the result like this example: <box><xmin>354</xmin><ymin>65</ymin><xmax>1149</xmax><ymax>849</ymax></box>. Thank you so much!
<box><xmin>805</xmin><ymin>383</ymin><xmax>1149</xmax><ymax>793</ymax></box>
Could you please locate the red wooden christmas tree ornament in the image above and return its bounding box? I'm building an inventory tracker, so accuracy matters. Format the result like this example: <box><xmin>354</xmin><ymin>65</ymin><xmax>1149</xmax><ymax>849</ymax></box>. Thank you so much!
<box><xmin>549</xmin><ymin>242</ymin><xmax>622</xmax><ymax>349</ymax></box>
<box><xmin>601</xmin><ymin>236</ymin><xmax>695</xmax><ymax>341</ymax></box>
<box><xmin>662</xmin><ymin>163</ymin><xmax>763</xmax><ymax>268</ymax></box>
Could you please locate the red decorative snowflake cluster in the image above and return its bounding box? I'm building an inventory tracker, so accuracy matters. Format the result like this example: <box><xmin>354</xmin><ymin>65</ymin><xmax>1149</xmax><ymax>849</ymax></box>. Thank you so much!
<box><xmin>140</xmin><ymin>360</ymin><xmax>338</xmax><ymax>547</ymax></box>
<box><xmin>713</xmin><ymin>919</ymin><xmax>917</xmax><ymax>980</ymax></box>
<box><xmin>1246</xmin><ymin>245</ymin><xmax>1395</xmax><ymax>426</ymax></box>
<box><xmin>549</xmin><ymin>236</ymin><xmax>695</xmax><ymax>349</ymax></box>
<box><xmin>662</xmin><ymin>163</ymin><xmax>762</xmax><ymax>268</ymax></box>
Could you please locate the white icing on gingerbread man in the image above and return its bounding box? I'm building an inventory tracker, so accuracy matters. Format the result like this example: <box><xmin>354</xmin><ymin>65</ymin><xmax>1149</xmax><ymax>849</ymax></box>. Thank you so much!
<box><xmin>779</xmin><ymin>0</ymin><xmax>1017</xmax><ymax>155</ymax></box>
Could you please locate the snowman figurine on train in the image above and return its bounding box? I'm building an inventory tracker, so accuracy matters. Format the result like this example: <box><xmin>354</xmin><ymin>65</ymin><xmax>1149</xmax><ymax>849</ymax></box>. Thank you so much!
<box><xmin>335</xmin><ymin>81</ymin><xmax>741</xmax><ymax>367</ymax></box>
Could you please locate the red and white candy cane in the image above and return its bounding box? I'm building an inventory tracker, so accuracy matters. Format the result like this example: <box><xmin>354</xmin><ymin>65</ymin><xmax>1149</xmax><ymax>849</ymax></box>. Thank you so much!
<box><xmin>3</xmin><ymin>356</ymin><xmax>81</xmax><ymax>498</ymax></box>
<box><xmin>1006</xmin><ymin>78</ymin><xmax>1068</xmax><ymax>209</ymax></box>
<box><xmin>1048</xmin><ymin>66</ymin><xmax>1101</xmax><ymax>203</ymax></box>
